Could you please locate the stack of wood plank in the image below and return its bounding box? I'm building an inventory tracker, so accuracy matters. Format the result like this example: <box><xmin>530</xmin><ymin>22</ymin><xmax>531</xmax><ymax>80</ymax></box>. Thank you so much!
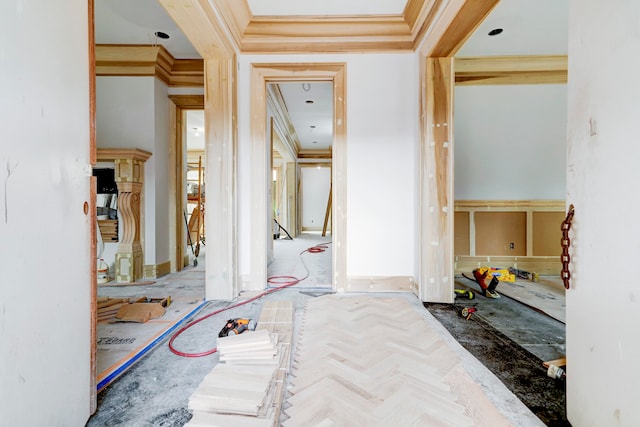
<box><xmin>185</xmin><ymin>300</ymin><xmax>293</xmax><ymax>427</ymax></box>
<box><xmin>217</xmin><ymin>329</ymin><xmax>278</xmax><ymax>365</ymax></box>
<box><xmin>97</xmin><ymin>297</ymin><xmax>129</xmax><ymax>322</ymax></box>
<box><xmin>98</xmin><ymin>219</ymin><xmax>118</xmax><ymax>242</ymax></box>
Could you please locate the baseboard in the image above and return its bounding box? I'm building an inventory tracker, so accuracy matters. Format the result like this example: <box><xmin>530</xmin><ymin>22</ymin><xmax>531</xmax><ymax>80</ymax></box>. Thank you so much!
<box><xmin>454</xmin><ymin>256</ymin><xmax>561</xmax><ymax>276</ymax></box>
<box><xmin>345</xmin><ymin>276</ymin><xmax>417</xmax><ymax>293</ymax></box>
<box><xmin>144</xmin><ymin>260</ymin><xmax>171</xmax><ymax>279</ymax></box>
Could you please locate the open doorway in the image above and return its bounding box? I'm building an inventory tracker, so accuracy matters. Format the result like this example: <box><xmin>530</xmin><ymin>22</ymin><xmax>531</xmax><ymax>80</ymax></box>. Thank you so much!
<box><xmin>185</xmin><ymin>110</ymin><xmax>205</xmax><ymax>264</ymax></box>
<box><xmin>249</xmin><ymin>63</ymin><xmax>346</xmax><ymax>291</ymax></box>
<box><xmin>268</xmin><ymin>82</ymin><xmax>334</xmax><ymax>290</ymax></box>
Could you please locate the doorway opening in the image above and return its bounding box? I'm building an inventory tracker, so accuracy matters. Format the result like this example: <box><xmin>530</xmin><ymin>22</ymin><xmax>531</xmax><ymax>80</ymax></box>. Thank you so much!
<box><xmin>268</xmin><ymin>82</ymin><xmax>334</xmax><ymax>290</ymax></box>
<box><xmin>250</xmin><ymin>63</ymin><xmax>346</xmax><ymax>291</ymax></box>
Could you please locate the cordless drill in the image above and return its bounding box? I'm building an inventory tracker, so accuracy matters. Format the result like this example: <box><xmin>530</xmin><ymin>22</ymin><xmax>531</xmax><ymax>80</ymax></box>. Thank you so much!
<box><xmin>218</xmin><ymin>318</ymin><xmax>252</xmax><ymax>337</ymax></box>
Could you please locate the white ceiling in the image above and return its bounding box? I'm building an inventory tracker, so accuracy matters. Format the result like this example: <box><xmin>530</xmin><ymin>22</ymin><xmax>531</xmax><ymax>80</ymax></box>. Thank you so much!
<box><xmin>276</xmin><ymin>82</ymin><xmax>334</xmax><ymax>151</ymax></box>
<box><xmin>245</xmin><ymin>0</ymin><xmax>408</xmax><ymax>16</ymax></box>
<box><xmin>96</xmin><ymin>0</ymin><xmax>567</xmax><ymax>152</ymax></box>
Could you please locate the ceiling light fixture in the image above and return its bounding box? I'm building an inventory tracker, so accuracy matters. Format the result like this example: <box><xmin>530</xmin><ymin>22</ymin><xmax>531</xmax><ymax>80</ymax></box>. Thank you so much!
<box><xmin>312</xmin><ymin>141</ymin><xmax>318</xmax><ymax>144</ymax></box>
<box><xmin>154</xmin><ymin>31</ymin><xmax>170</xmax><ymax>39</ymax></box>
<box><xmin>310</xmin><ymin>125</ymin><xmax>316</xmax><ymax>129</ymax></box>
<box><xmin>306</xmin><ymin>100</ymin><xmax>314</xmax><ymax>104</ymax></box>
<box><xmin>488</xmin><ymin>28</ymin><xmax>503</xmax><ymax>36</ymax></box>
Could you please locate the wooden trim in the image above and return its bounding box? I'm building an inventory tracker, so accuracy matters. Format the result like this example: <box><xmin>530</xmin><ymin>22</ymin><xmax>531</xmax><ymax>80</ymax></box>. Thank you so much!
<box><xmin>208</xmin><ymin>0</ymin><xmax>437</xmax><ymax>53</ymax></box>
<box><xmin>143</xmin><ymin>260</ymin><xmax>171</xmax><ymax>278</ymax></box>
<box><xmin>168</xmin><ymin>96</ymin><xmax>204</xmax><ymax>273</ymax></box>
<box><xmin>169</xmin><ymin>95</ymin><xmax>205</xmax><ymax>109</ymax></box>
<box><xmin>89</xmin><ymin>176</ymin><xmax>97</xmax><ymax>414</ymax></box>
<box><xmin>455</xmin><ymin>55</ymin><xmax>568</xmax><ymax>86</ymax></box>
<box><xmin>420</xmin><ymin>0</ymin><xmax>500</xmax><ymax>57</ymax></box>
<box><xmin>250</xmin><ymin>63</ymin><xmax>346</xmax><ymax>291</ymax></box>
<box><xmin>298</xmin><ymin>148</ymin><xmax>332</xmax><ymax>159</ymax></box>
<box><xmin>158</xmin><ymin>0</ymin><xmax>237</xmax><ymax>58</ymax></box>
<box><xmin>454</xmin><ymin>200</ymin><xmax>565</xmax><ymax>210</ymax></box>
<box><xmin>204</xmin><ymin>56</ymin><xmax>238</xmax><ymax>299</ymax></box>
<box><xmin>95</xmin><ymin>45</ymin><xmax>204</xmax><ymax>87</ymax></box>
<box><xmin>88</xmin><ymin>0</ymin><xmax>97</xmax><ymax>413</ymax></box>
<box><xmin>419</xmin><ymin>57</ymin><xmax>454</xmax><ymax>303</ymax></box>
<box><xmin>96</xmin><ymin>148</ymin><xmax>152</xmax><ymax>163</ymax></box>
<box><xmin>346</xmin><ymin>276</ymin><xmax>418</xmax><ymax>294</ymax></box>
<box><xmin>267</xmin><ymin>84</ymin><xmax>301</xmax><ymax>155</ymax></box>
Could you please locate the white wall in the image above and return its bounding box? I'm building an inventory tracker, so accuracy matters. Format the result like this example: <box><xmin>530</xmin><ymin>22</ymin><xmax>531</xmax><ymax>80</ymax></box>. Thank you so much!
<box><xmin>454</xmin><ymin>85</ymin><xmax>567</xmax><ymax>200</ymax></box>
<box><xmin>96</xmin><ymin>76</ymin><xmax>172</xmax><ymax>267</ymax></box>
<box><xmin>566</xmin><ymin>2</ymin><xmax>640</xmax><ymax>425</ymax></box>
<box><xmin>153</xmin><ymin>79</ymin><xmax>170</xmax><ymax>264</ymax></box>
<box><xmin>300</xmin><ymin>166</ymin><xmax>331</xmax><ymax>230</ymax></box>
<box><xmin>237</xmin><ymin>53</ymin><xmax>418</xmax><ymax>280</ymax></box>
<box><xmin>0</xmin><ymin>1</ymin><xmax>92</xmax><ymax>425</ymax></box>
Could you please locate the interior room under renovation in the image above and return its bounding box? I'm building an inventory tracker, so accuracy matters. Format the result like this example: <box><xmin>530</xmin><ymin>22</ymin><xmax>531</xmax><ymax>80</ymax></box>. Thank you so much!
<box><xmin>2</xmin><ymin>1</ymin><xmax>638</xmax><ymax>426</ymax></box>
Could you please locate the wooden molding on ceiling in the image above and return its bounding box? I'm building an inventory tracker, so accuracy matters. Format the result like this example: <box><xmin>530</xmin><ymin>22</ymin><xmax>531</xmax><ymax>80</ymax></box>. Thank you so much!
<box><xmin>420</xmin><ymin>0</ymin><xmax>500</xmax><ymax>57</ymax></box>
<box><xmin>95</xmin><ymin>45</ymin><xmax>203</xmax><ymax>87</ymax></box>
<box><xmin>168</xmin><ymin>94</ymin><xmax>205</xmax><ymax>108</ymax></box>
<box><xmin>298</xmin><ymin>149</ymin><xmax>332</xmax><ymax>160</ymax></box>
<box><xmin>267</xmin><ymin>84</ymin><xmax>302</xmax><ymax>155</ymax></box>
<box><xmin>455</xmin><ymin>55</ymin><xmax>568</xmax><ymax>85</ymax></box>
<box><xmin>210</xmin><ymin>0</ymin><xmax>431</xmax><ymax>53</ymax></box>
<box><xmin>158</xmin><ymin>0</ymin><xmax>237</xmax><ymax>57</ymax></box>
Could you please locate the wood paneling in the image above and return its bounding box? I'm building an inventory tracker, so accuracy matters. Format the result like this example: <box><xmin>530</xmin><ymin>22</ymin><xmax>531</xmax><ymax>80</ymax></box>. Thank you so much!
<box><xmin>532</xmin><ymin>211</ymin><xmax>564</xmax><ymax>256</ymax></box>
<box><xmin>454</xmin><ymin>211</ymin><xmax>470</xmax><ymax>256</ymax></box>
<box><xmin>475</xmin><ymin>211</ymin><xmax>527</xmax><ymax>256</ymax></box>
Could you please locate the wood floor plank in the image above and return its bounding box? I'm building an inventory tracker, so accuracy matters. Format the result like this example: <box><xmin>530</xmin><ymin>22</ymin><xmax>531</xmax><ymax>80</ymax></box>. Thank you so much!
<box><xmin>282</xmin><ymin>295</ymin><xmax>499</xmax><ymax>426</ymax></box>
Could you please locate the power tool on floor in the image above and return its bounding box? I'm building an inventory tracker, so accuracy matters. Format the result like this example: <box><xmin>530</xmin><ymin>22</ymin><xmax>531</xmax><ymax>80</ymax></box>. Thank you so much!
<box><xmin>454</xmin><ymin>289</ymin><xmax>475</xmax><ymax>300</ymax></box>
<box><xmin>218</xmin><ymin>318</ymin><xmax>254</xmax><ymax>337</ymax></box>
<box><xmin>472</xmin><ymin>268</ymin><xmax>501</xmax><ymax>299</ymax></box>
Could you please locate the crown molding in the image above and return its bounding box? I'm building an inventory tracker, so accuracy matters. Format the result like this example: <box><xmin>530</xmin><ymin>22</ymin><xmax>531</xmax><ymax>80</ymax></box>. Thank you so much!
<box><xmin>95</xmin><ymin>44</ymin><xmax>203</xmax><ymax>87</ymax></box>
<box><xmin>211</xmin><ymin>0</ymin><xmax>427</xmax><ymax>53</ymax></box>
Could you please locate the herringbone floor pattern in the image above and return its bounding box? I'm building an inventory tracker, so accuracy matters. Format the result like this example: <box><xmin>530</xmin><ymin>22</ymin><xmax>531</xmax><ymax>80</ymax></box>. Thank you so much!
<box><xmin>282</xmin><ymin>295</ymin><xmax>518</xmax><ymax>427</ymax></box>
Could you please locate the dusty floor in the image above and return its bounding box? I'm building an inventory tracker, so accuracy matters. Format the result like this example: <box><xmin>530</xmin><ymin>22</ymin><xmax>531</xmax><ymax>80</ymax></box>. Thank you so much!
<box><xmin>425</xmin><ymin>275</ymin><xmax>568</xmax><ymax>426</ymax></box>
<box><xmin>86</xmin><ymin>236</ymin><xmax>566</xmax><ymax>426</ymax></box>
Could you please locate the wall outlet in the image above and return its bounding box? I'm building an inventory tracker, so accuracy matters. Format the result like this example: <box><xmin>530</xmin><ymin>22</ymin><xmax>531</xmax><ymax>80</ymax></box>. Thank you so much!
<box><xmin>509</xmin><ymin>242</ymin><xmax>515</xmax><ymax>250</ymax></box>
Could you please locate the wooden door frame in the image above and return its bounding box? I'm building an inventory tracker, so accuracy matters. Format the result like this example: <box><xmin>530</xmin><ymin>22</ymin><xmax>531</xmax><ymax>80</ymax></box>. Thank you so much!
<box><xmin>168</xmin><ymin>95</ymin><xmax>204</xmax><ymax>272</ymax></box>
<box><xmin>250</xmin><ymin>63</ymin><xmax>346</xmax><ymax>291</ymax></box>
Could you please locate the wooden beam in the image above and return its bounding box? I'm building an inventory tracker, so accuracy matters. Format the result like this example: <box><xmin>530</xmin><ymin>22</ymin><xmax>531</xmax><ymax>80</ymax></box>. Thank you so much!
<box><xmin>455</xmin><ymin>55</ymin><xmax>568</xmax><ymax>85</ymax></box>
<box><xmin>419</xmin><ymin>0</ymin><xmax>500</xmax><ymax>57</ymax></box>
<box><xmin>419</xmin><ymin>57</ymin><xmax>454</xmax><ymax>303</ymax></box>
<box><xmin>157</xmin><ymin>0</ymin><xmax>237</xmax><ymax>58</ymax></box>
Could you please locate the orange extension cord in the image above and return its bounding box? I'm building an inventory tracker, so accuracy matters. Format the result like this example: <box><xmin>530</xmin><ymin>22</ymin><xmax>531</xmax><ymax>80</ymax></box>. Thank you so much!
<box><xmin>168</xmin><ymin>242</ymin><xmax>331</xmax><ymax>358</ymax></box>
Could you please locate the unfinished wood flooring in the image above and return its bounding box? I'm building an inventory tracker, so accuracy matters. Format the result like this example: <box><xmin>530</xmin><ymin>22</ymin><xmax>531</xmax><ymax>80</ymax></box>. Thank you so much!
<box><xmin>186</xmin><ymin>301</ymin><xmax>293</xmax><ymax>426</ymax></box>
<box><xmin>283</xmin><ymin>295</ymin><xmax>527</xmax><ymax>427</ymax></box>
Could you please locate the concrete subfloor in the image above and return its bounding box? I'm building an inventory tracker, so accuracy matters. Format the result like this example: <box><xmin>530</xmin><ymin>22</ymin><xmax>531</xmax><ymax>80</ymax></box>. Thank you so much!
<box><xmin>87</xmin><ymin>236</ymin><xmax>565</xmax><ymax>426</ymax></box>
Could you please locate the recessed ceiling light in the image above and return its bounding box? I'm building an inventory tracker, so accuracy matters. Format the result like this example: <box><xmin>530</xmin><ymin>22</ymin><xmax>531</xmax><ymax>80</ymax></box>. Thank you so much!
<box><xmin>155</xmin><ymin>31</ymin><xmax>170</xmax><ymax>39</ymax></box>
<box><xmin>488</xmin><ymin>28</ymin><xmax>503</xmax><ymax>36</ymax></box>
<box><xmin>312</xmin><ymin>141</ymin><xmax>318</xmax><ymax>144</ymax></box>
<box><xmin>306</xmin><ymin>100</ymin><xmax>314</xmax><ymax>104</ymax></box>
<box><xmin>310</xmin><ymin>125</ymin><xmax>316</xmax><ymax>129</ymax></box>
